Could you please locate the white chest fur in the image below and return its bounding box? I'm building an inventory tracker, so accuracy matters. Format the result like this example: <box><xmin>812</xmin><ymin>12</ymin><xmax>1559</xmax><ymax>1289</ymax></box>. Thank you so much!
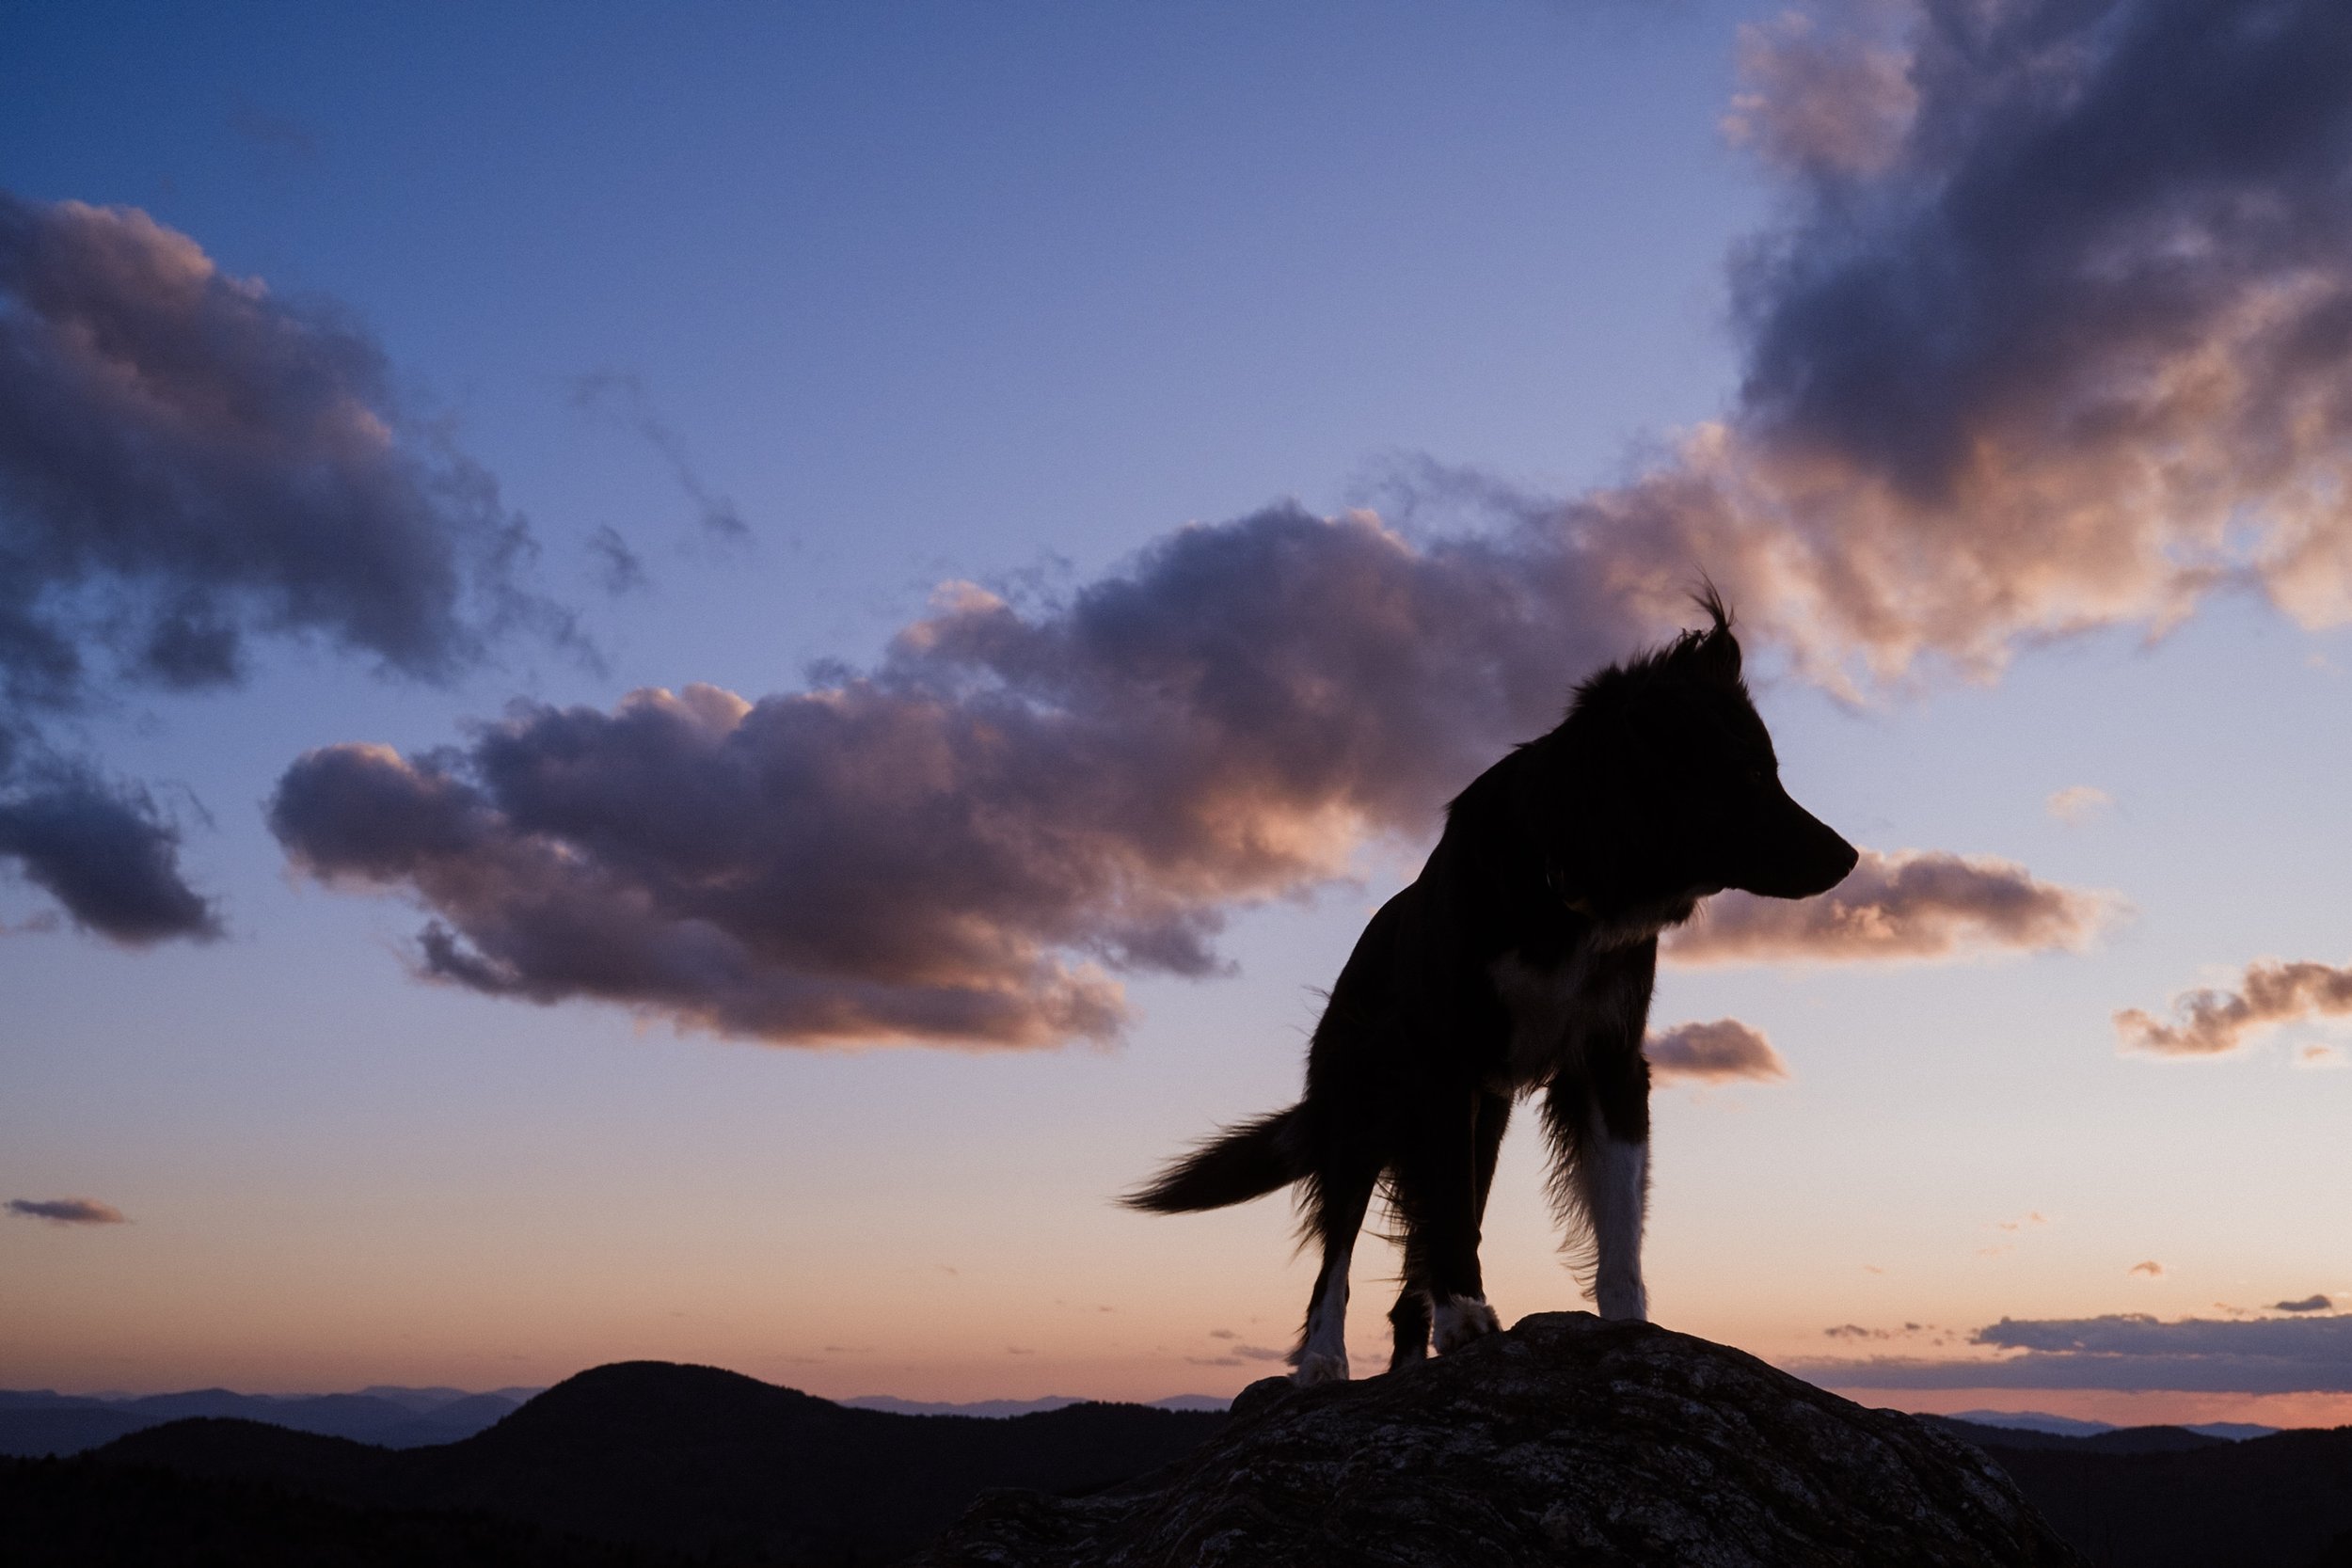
<box><xmin>1487</xmin><ymin>950</ymin><xmax>1595</xmax><ymax>1086</ymax></box>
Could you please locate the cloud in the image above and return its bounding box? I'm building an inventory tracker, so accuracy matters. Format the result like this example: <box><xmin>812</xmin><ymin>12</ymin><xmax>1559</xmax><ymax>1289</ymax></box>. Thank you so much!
<box><xmin>267</xmin><ymin>499</ymin><xmax>2110</xmax><ymax>1046</ymax></box>
<box><xmin>1793</xmin><ymin>1310</ymin><xmax>2352</xmax><ymax>1393</ymax></box>
<box><xmin>2275</xmin><ymin>1295</ymin><xmax>2334</xmax><ymax>1313</ymax></box>
<box><xmin>275</xmin><ymin>0</ymin><xmax>2324</xmax><ymax>1041</ymax></box>
<box><xmin>573</xmin><ymin>371</ymin><xmax>751</xmax><ymax>546</ymax></box>
<box><xmin>0</xmin><ymin>191</ymin><xmax>564</xmax><ymax>697</ymax></box>
<box><xmin>270</xmin><ymin>504</ymin><xmax>1656</xmax><ymax>1046</ymax></box>
<box><xmin>1546</xmin><ymin>0</ymin><xmax>2352</xmax><ymax>693</ymax></box>
<box><xmin>2130</xmin><ymin>1260</ymin><xmax>2164</xmax><ymax>1277</ymax></box>
<box><xmin>0</xmin><ymin>191</ymin><xmax>577</xmax><ymax>942</ymax></box>
<box><xmin>0</xmin><ymin>763</ymin><xmax>219</xmax><ymax>942</ymax></box>
<box><xmin>6</xmin><ymin>1196</ymin><xmax>128</xmax><ymax>1226</ymax></box>
<box><xmin>1721</xmin><ymin>4</ymin><xmax>1918</xmax><ymax>177</ymax></box>
<box><xmin>2116</xmin><ymin>956</ymin><xmax>2352</xmax><ymax>1056</ymax></box>
<box><xmin>2045</xmin><ymin>785</ymin><xmax>2113</xmax><ymax>824</ymax></box>
<box><xmin>1667</xmin><ymin>848</ymin><xmax>2117</xmax><ymax>965</ymax></box>
<box><xmin>1645</xmin><ymin>1018</ymin><xmax>1788</xmax><ymax>1084</ymax></box>
<box><xmin>585</xmin><ymin>525</ymin><xmax>648</xmax><ymax>596</ymax></box>
<box><xmin>1233</xmin><ymin>1344</ymin><xmax>1290</xmax><ymax>1362</ymax></box>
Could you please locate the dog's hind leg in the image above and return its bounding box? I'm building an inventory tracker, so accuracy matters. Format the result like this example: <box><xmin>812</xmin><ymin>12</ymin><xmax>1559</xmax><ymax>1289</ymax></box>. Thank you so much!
<box><xmin>1391</xmin><ymin>1088</ymin><xmax>1502</xmax><ymax>1354</ymax></box>
<box><xmin>1293</xmin><ymin>1153</ymin><xmax>1378</xmax><ymax>1386</ymax></box>
<box><xmin>1547</xmin><ymin>1050</ymin><xmax>1652</xmax><ymax>1322</ymax></box>
<box><xmin>1584</xmin><ymin>1045</ymin><xmax>1652</xmax><ymax>1321</ymax></box>
<box><xmin>1385</xmin><ymin>1280</ymin><xmax>1431</xmax><ymax>1370</ymax></box>
<box><xmin>1387</xmin><ymin>1089</ymin><xmax>1510</xmax><ymax>1370</ymax></box>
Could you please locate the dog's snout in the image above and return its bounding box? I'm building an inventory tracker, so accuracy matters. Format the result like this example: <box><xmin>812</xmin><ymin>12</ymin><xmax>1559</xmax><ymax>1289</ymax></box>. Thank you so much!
<box><xmin>1733</xmin><ymin>793</ymin><xmax>1859</xmax><ymax>901</ymax></box>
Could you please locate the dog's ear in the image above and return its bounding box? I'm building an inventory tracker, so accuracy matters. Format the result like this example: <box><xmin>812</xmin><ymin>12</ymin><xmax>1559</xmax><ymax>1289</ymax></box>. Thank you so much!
<box><xmin>1692</xmin><ymin>581</ymin><xmax>1739</xmax><ymax>679</ymax></box>
<box><xmin>1698</xmin><ymin>622</ymin><xmax>1740</xmax><ymax>679</ymax></box>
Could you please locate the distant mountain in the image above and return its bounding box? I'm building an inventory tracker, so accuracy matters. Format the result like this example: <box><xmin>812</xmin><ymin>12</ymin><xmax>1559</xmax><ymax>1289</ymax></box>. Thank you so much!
<box><xmin>1932</xmin><ymin>1416</ymin><xmax>2352</xmax><ymax>1567</ymax></box>
<box><xmin>81</xmin><ymin>1361</ymin><xmax>1229</xmax><ymax>1565</ymax></box>
<box><xmin>360</xmin><ymin>1385</ymin><xmax>547</xmax><ymax>1414</ymax></box>
<box><xmin>1950</xmin><ymin>1409</ymin><xmax>2119</xmax><ymax>1438</ymax></box>
<box><xmin>845</xmin><ymin>1391</ymin><xmax>1228</xmax><ymax>1418</ymax></box>
<box><xmin>1947</xmin><ymin>1409</ymin><xmax>2280</xmax><ymax>1443</ymax></box>
<box><xmin>0</xmin><ymin>1386</ymin><xmax>527</xmax><ymax>1457</ymax></box>
<box><xmin>2185</xmin><ymin>1421</ymin><xmax>2285</xmax><ymax>1443</ymax></box>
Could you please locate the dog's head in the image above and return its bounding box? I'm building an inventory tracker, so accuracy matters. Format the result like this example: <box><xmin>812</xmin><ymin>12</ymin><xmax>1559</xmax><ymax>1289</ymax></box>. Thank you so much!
<box><xmin>1539</xmin><ymin>591</ymin><xmax>1857</xmax><ymax>920</ymax></box>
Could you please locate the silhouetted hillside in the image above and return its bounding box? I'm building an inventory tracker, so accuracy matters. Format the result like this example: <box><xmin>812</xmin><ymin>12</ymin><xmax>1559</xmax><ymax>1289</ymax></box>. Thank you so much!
<box><xmin>0</xmin><ymin>1454</ymin><xmax>685</xmax><ymax>1567</ymax></box>
<box><xmin>1934</xmin><ymin>1418</ymin><xmax>2352</xmax><ymax>1568</ymax></box>
<box><xmin>89</xmin><ymin>1361</ymin><xmax>1228</xmax><ymax>1565</ymax></box>
<box><xmin>28</xmin><ymin>1351</ymin><xmax>2352</xmax><ymax>1565</ymax></box>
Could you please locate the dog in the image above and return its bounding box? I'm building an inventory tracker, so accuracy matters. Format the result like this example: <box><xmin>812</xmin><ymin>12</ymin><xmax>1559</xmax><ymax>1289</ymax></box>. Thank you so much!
<box><xmin>1126</xmin><ymin>594</ymin><xmax>1857</xmax><ymax>1384</ymax></box>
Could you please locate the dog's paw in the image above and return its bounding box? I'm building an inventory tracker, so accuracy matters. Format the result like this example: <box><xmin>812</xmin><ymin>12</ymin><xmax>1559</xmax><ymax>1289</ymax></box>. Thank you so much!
<box><xmin>1432</xmin><ymin>1295</ymin><xmax>1501</xmax><ymax>1353</ymax></box>
<box><xmin>1292</xmin><ymin>1350</ymin><xmax>1351</xmax><ymax>1386</ymax></box>
<box><xmin>1595</xmin><ymin>1278</ymin><xmax>1648</xmax><ymax>1322</ymax></box>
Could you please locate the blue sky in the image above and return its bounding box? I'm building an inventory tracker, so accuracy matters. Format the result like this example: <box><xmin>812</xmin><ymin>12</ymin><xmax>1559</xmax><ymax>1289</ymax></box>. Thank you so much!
<box><xmin>5</xmin><ymin>0</ymin><xmax>2351</xmax><ymax>1425</ymax></box>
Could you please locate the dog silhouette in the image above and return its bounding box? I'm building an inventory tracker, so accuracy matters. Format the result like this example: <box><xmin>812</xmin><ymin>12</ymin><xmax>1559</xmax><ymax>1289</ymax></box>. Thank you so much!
<box><xmin>1129</xmin><ymin>594</ymin><xmax>1857</xmax><ymax>1382</ymax></box>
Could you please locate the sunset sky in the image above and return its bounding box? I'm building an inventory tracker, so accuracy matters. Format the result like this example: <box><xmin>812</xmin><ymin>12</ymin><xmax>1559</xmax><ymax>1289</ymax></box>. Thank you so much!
<box><xmin>6</xmin><ymin>0</ymin><xmax>2352</xmax><ymax>1430</ymax></box>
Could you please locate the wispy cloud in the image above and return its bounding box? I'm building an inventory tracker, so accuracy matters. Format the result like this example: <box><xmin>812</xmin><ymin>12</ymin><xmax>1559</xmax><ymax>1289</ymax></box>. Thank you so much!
<box><xmin>1794</xmin><ymin>1310</ymin><xmax>2352</xmax><ymax>1393</ymax></box>
<box><xmin>6</xmin><ymin>1196</ymin><xmax>128</xmax><ymax>1227</ymax></box>
<box><xmin>2045</xmin><ymin>786</ymin><xmax>2113</xmax><ymax>825</ymax></box>
<box><xmin>1667</xmin><ymin>849</ymin><xmax>2118</xmax><ymax>966</ymax></box>
<box><xmin>2117</xmin><ymin>957</ymin><xmax>2352</xmax><ymax>1057</ymax></box>
<box><xmin>572</xmin><ymin>370</ymin><xmax>751</xmax><ymax>547</ymax></box>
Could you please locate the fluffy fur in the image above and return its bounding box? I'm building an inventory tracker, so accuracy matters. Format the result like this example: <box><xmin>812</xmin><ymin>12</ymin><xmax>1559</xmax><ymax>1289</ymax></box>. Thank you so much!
<box><xmin>1126</xmin><ymin>594</ymin><xmax>1856</xmax><ymax>1382</ymax></box>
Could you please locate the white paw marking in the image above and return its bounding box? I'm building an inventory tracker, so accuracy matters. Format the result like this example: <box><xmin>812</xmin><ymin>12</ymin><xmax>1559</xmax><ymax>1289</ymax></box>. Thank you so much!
<box><xmin>1587</xmin><ymin>1131</ymin><xmax>1648</xmax><ymax>1323</ymax></box>
<box><xmin>1295</xmin><ymin>1242</ymin><xmax>1353</xmax><ymax>1385</ymax></box>
<box><xmin>1596</xmin><ymin>1277</ymin><xmax>1648</xmax><ymax>1322</ymax></box>
<box><xmin>1432</xmin><ymin>1295</ymin><xmax>1501</xmax><ymax>1353</ymax></box>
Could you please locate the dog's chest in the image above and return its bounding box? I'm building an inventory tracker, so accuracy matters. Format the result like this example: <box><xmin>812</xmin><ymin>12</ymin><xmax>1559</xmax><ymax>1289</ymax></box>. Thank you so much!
<box><xmin>1487</xmin><ymin>949</ymin><xmax>1626</xmax><ymax>1085</ymax></box>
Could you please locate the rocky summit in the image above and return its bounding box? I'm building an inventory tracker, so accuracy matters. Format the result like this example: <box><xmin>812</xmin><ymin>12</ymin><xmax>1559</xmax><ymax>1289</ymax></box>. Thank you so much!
<box><xmin>914</xmin><ymin>1312</ymin><xmax>2086</xmax><ymax>1568</ymax></box>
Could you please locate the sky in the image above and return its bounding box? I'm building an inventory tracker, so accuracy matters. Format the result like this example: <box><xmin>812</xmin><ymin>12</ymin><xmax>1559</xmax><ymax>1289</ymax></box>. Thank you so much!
<box><xmin>4</xmin><ymin>0</ymin><xmax>2351</xmax><ymax>1429</ymax></box>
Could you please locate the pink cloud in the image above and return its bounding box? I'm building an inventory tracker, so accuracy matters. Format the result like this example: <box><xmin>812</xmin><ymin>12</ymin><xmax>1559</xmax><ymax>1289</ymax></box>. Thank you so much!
<box><xmin>1645</xmin><ymin>1019</ymin><xmax>1788</xmax><ymax>1085</ymax></box>
<box><xmin>2117</xmin><ymin>958</ymin><xmax>2352</xmax><ymax>1057</ymax></box>
<box><xmin>1668</xmin><ymin>849</ymin><xmax>2117</xmax><ymax>966</ymax></box>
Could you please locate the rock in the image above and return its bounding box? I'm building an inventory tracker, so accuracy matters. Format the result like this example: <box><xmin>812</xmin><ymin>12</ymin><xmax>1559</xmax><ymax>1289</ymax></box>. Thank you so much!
<box><xmin>913</xmin><ymin>1312</ymin><xmax>2086</xmax><ymax>1567</ymax></box>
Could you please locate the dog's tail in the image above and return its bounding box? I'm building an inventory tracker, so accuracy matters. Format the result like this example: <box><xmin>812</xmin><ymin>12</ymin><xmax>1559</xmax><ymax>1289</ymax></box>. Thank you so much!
<box><xmin>1123</xmin><ymin>1105</ymin><xmax>1309</xmax><ymax>1213</ymax></box>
